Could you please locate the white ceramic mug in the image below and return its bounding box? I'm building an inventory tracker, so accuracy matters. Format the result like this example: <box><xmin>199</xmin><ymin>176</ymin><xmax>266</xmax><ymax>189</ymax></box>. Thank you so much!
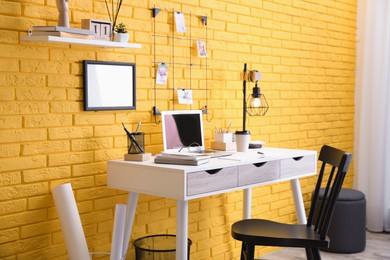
<box><xmin>235</xmin><ymin>132</ymin><xmax>250</xmax><ymax>152</ymax></box>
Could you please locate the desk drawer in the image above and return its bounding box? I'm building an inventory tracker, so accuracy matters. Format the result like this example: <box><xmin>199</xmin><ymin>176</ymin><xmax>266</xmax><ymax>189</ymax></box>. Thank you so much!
<box><xmin>238</xmin><ymin>161</ymin><xmax>279</xmax><ymax>186</ymax></box>
<box><xmin>187</xmin><ymin>167</ymin><xmax>238</xmax><ymax>196</ymax></box>
<box><xmin>280</xmin><ymin>154</ymin><xmax>316</xmax><ymax>178</ymax></box>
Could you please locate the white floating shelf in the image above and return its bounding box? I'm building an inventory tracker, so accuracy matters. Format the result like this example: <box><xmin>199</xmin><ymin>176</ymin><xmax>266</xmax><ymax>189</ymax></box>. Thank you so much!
<box><xmin>20</xmin><ymin>35</ymin><xmax>142</xmax><ymax>48</ymax></box>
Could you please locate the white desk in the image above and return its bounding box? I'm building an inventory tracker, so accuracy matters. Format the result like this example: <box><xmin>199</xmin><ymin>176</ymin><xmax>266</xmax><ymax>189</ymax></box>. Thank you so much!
<box><xmin>107</xmin><ymin>147</ymin><xmax>317</xmax><ymax>260</ymax></box>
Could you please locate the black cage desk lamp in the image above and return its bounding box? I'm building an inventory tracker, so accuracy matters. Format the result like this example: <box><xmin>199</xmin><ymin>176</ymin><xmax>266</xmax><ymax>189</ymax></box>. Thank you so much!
<box><xmin>235</xmin><ymin>63</ymin><xmax>268</xmax><ymax>150</ymax></box>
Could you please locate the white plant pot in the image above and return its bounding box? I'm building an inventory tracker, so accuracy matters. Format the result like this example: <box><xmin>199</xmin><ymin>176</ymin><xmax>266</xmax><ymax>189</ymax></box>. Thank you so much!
<box><xmin>113</xmin><ymin>33</ymin><xmax>129</xmax><ymax>43</ymax></box>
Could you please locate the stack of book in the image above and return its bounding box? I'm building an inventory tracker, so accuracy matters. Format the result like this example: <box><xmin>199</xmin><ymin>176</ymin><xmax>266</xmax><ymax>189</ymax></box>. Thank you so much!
<box><xmin>154</xmin><ymin>152</ymin><xmax>210</xmax><ymax>166</ymax></box>
<box><xmin>29</xmin><ymin>26</ymin><xmax>95</xmax><ymax>40</ymax></box>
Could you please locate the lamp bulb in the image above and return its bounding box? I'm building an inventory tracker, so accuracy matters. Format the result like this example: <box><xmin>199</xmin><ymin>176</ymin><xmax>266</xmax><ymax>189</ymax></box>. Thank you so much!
<box><xmin>251</xmin><ymin>97</ymin><xmax>261</xmax><ymax>108</ymax></box>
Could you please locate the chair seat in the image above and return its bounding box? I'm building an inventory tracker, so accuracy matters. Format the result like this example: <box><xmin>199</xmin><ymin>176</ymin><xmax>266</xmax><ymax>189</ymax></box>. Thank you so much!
<box><xmin>231</xmin><ymin>219</ymin><xmax>329</xmax><ymax>249</ymax></box>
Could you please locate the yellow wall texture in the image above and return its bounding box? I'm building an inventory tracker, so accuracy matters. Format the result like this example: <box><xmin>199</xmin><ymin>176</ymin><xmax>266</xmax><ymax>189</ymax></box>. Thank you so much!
<box><xmin>0</xmin><ymin>0</ymin><xmax>356</xmax><ymax>259</ymax></box>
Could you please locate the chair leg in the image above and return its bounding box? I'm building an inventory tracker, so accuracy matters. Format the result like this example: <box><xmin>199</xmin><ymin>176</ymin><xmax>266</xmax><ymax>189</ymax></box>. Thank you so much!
<box><xmin>305</xmin><ymin>248</ymin><xmax>321</xmax><ymax>260</ymax></box>
<box><xmin>305</xmin><ymin>247</ymin><xmax>314</xmax><ymax>260</ymax></box>
<box><xmin>240</xmin><ymin>242</ymin><xmax>255</xmax><ymax>260</ymax></box>
<box><xmin>312</xmin><ymin>248</ymin><xmax>321</xmax><ymax>260</ymax></box>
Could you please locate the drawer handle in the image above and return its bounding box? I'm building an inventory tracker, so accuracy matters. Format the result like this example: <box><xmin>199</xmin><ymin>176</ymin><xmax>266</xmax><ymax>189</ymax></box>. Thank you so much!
<box><xmin>293</xmin><ymin>156</ymin><xmax>304</xmax><ymax>161</ymax></box>
<box><xmin>206</xmin><ymin>169</ymin><xmax>222</xmax><ymax>174</ymax></box>
<box><xmin>253</xmin><ymin>162</ymin><xmax>266</xmax><ymax>167</ymax></box>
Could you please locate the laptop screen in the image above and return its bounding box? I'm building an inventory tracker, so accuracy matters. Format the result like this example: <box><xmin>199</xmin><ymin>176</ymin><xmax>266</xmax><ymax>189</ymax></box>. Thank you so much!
<box><xmin>161</xmin><ymin>110</ymin><xmax>204</xmax><ymax>152</ymax></box>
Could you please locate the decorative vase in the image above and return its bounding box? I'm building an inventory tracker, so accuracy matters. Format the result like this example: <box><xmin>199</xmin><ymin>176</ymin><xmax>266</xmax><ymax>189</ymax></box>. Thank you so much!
<box><xmin>56</xmin><ymin>0</ymin><xmax>70</xmax><ymax>27</ymax></box>
<box><xmin>113</xmin><ymin>32</ymin><xmax>129</xmax><ymax>43</ymax></box>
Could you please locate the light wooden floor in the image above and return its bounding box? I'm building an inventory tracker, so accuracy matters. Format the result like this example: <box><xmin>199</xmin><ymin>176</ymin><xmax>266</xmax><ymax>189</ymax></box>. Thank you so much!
<box><xmin>263</xmin><ymin>231</ymin><xmax>390</xmax><ymax>260</ymax></box>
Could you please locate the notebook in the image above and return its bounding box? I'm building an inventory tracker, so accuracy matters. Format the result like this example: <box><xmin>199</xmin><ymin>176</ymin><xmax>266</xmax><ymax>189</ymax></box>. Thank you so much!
<box><xmin>161</xmin><ymin>110</ymin><xmax>234</xmax><ymax>157</ymax></box>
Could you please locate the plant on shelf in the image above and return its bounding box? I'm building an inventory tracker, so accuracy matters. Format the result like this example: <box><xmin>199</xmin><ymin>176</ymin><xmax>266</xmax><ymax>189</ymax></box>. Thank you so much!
<box><xmin>115</xmin><ymin>23</ymin><xmax>127</xmax><ymax>34</ymax></box>
<box><xmin>113</xmin><ymin>23</ymin><xmax>129</xmax><ymax>42</ymax></box>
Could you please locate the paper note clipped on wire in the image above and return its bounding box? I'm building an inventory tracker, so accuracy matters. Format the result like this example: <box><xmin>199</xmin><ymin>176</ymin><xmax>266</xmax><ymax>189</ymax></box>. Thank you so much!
<box><xmin>156</xmin><ymin>62</ymin><xmax>168</xmax><ymax>85</ymax></box>
<box><xmin>177</xmin><ymin>89</ymin><xmax>193</xmax><ymax>104</ymax></box>
<box><xmin>174</xmin><ymin>12</ymin><xmax>187</xmax><ymax>33</ymax></box>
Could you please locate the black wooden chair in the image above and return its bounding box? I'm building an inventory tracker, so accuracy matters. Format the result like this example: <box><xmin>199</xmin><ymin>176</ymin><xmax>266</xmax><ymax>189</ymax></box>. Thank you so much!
<box><xmin>231</xmin><ymin>145</ymin><xmax>353</xmax><ymax>260</ymax></box>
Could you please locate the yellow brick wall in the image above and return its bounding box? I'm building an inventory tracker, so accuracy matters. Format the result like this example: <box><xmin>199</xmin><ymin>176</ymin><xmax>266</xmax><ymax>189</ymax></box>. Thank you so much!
<box><xmin>0</xmin><ymin>0</ymin><xmax>356</xmax><ymax>259</ymax></box>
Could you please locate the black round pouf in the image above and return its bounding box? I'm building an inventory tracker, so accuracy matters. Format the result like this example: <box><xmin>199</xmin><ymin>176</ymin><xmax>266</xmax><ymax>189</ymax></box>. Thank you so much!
<box><xmin>314</xmin><ymin>188</ymin><xmax>366</xmax><ymax>253</ymax></box>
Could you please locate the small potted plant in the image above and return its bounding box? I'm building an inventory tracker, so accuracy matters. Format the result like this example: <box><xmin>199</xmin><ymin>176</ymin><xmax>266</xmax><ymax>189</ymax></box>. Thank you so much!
<box><xmin>113</xmin><ymin>23</ymin><xmax>129</xmax><ymax>42</ymax></box>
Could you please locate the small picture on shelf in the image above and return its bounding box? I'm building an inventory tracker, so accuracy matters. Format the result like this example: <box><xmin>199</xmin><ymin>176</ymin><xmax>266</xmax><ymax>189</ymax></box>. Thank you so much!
<box><xmin>196</xmin><ymin>40</ymin><xmax>207</xmax><ymax>57</ymax></box>
<box><xmin>156</xmin><ymin>62</ymin><xmax>168</xmax><ymax>85</ymax></box>
<box><xmin>177</xmin><ymin>89</ymin><xmax>193</xmax><ymax>104</ymax></box>
<box><xmin>174</xmin><ymin>12</ymin><xmax>187</xmax><ymax>33</ymax></box>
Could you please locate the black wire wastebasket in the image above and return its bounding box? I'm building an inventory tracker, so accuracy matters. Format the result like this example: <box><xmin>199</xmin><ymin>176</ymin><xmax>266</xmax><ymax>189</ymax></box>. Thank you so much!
<box><xmin>134</xmin><ymin>234</ymin><xmax>192</xmax><ymax>260</ymax></box>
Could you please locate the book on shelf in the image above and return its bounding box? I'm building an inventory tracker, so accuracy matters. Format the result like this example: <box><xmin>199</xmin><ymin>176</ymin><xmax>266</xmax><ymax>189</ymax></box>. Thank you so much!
<box><xmin>30</xmin><ymin>31</ymin><xmax>94</xmax><ymax>39</ymax></box>
<box><xmin>154</xmin><ymin>156</ymin><xmax>209</xmax><ymax>166</ymax></box>
<box><xmin>31</xmin><ymin>26</ymin><xmax>95</xmax><ymax>35</ymax></box>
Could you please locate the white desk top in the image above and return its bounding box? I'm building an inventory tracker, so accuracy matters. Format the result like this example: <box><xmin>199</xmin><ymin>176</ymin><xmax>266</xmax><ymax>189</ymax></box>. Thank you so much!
<box><xmin>108</xmin><ymin>147</ymin><xmax>315</xmax><ymax>172</ymax></box>
<box><xmin>107</xmin><ymin>147</ymin><xmax>317</xmax><ymax>200</ymax></box>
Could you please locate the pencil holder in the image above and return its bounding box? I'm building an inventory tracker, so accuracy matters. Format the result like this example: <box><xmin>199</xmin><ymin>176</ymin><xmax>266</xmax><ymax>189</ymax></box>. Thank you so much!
<box><xmin>211</xmin><ymin>132</ymin><xmax>236</xmax><ymax>151</ymax></box>
<box><xmin>127</xmin><ymin>132</ymin><xmax>144</xmax><ymax>154</ymax></box>
<box><xmin>215</xmin><ymin>132</ymin><xmax>233</xmax><ymax>143</ymax></box>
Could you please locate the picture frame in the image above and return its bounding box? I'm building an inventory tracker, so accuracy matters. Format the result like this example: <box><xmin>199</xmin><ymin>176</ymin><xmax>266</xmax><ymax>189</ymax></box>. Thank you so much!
<box><xmin>83</xmin><ymin>60</ymin><xmax>136</xmax><ymax>111</ymax></box>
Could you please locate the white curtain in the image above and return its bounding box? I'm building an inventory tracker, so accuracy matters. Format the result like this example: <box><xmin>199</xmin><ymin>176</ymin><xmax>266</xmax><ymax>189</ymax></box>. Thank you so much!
<box><xmin>355</xmin><ymin>0</ymin><xmax>390</xmax><ymax>232</ymax></box>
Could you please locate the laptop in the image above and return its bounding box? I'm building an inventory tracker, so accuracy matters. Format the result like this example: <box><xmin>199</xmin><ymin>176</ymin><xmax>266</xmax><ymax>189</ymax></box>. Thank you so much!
<box><xmin>161</xmin><ymin>110</ymin><xmax>233</xmax><ymax>156</ymax></box>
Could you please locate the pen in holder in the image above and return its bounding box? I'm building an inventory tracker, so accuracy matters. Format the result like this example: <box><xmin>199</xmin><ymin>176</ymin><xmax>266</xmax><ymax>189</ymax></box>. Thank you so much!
<box><xmin>128</xmin><ymin>132</ymin><xmax>144</xmax><ymax>154</ymax></box>
<box><xmin>122</xmin><ymin>122</ymin><xmax>151</xmax><ymax>161</ymax></box>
